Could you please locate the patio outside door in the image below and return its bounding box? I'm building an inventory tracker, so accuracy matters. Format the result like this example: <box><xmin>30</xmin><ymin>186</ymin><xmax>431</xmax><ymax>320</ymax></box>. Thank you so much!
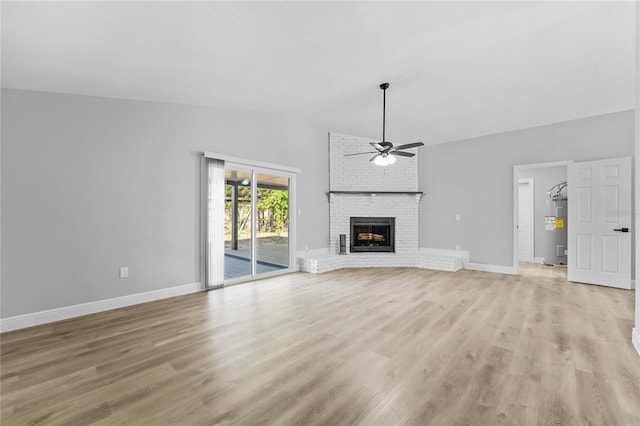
<box><xmin>206</xmin><ymin>157</ymin><xmax>294</xmax><ymax>288</ymax></box>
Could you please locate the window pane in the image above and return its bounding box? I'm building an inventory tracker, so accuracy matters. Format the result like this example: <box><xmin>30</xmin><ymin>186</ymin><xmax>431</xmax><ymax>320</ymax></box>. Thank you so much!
<box><xmin>255</xmin><ymin>173</ymin><xmax>289</xmax><ymax>274</ymax></box>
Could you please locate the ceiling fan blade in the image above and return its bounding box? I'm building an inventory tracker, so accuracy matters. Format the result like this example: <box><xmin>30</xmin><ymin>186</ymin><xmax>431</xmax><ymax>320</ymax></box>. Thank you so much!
<box><xmin>393</xmin><ymin>151</ymin><xmax>415</xmax><ymax>157</ymax></box>
<box><xmin>344</xmin><ymin>151</ymin><xmax>377</xmax><ymax>156</ymax></box>
<box><xmin>369</xmin><ymin>154</ymin><xmax>380</xmax><ymax>162</ymax></box>
<box><xmin>393</xmin><ymin>142</ymin><xmax>424</xmax><ymax>150</ymax></box>
<box><xmin>369</xmin><ymin>142</ymin><xmax>385</xmax><ymax>151</ymax></box>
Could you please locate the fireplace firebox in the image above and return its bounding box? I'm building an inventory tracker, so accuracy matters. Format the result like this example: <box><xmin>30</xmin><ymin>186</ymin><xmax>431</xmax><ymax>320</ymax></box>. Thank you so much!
<box><xmin>350</xmin><ymin>217</ymin><xmax>395</xmax><ymax>253</ymax></box>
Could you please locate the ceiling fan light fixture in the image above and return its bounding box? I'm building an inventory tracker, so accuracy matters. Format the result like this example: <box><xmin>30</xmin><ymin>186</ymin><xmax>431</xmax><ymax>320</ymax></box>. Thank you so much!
<box><xmin>374</xmin><ymin>153</ymin><xmax>395</xmax><ymax>166</ymax></box>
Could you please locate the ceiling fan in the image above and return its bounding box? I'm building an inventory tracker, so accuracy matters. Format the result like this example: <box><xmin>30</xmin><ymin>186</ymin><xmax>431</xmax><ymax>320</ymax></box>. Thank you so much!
<box><xmin>345</xmin><ymin>82</ymin><xmax>424</xmax><ymax>166</ymax></box>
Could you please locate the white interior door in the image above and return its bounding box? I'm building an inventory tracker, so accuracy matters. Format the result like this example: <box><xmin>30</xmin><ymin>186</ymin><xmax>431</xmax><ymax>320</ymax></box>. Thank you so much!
<box><xmin>518</xmin><ymin>178</ymin><xmax>534</xmax><ymax>262</ymax></box>
<box><xmin>568</xmin><ymin>157</ymin><xmax>632</xmax><ymax>289</ymax></box>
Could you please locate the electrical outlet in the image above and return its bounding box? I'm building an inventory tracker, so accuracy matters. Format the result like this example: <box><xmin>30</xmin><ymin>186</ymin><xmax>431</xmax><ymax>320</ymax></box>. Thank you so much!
<box><xmin>455</xmin><ymin>245</ymin><xmax>461</xmax><ymax>251</ymax></box>
<box><xmin>455</xmin><ymin>214</ymin><xmax>461</xmax><ymax>221</ymax></box>
<box><xmin>119</xmin><ymin>267</ymin><xmax>129</xmax><ymax>278</ymax></box>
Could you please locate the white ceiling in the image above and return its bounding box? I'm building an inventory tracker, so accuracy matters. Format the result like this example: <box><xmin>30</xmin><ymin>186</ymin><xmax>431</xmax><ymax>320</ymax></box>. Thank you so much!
<box><xmin>2</xmin><ymin>1</ymin><xmax>636</xmax><ymax>145</ymax></box>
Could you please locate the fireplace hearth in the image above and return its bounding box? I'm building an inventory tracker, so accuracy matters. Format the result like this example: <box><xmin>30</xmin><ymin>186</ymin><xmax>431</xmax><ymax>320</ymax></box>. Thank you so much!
<box><xmin>350</xmin><ymin>217</ymin><xmax>395</xmax><ymax>253</ymax></box>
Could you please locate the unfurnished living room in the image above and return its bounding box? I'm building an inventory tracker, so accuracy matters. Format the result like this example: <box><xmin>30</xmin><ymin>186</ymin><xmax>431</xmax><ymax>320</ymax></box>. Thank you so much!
<box><xmin>1</xmin><ymin>1</ymin><xmax>640</xmax><ymax>425</ymax></box>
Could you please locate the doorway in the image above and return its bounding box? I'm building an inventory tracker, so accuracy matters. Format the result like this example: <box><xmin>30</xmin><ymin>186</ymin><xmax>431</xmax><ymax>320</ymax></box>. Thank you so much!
<box><xmin>205</xmin><ymin>155</ymin><xmax>298</xmax><ymax>289</ymax></box>
<box><xmin>513</xmin><ymin>161</ymin><xmax>572</xmax><ymax>275</ymax></box>
<box><xmin>513</xmin><ymin>157</ymin><xmax>633</xmax><ymax>289</ymax></box>
<box><xmin>224</xmin><ymin>169</ymin><xmax>291</xmax><ymax>280</ymax></box>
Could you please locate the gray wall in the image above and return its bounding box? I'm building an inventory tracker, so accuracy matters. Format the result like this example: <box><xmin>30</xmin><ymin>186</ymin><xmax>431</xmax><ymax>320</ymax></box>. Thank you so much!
<box><xmin>2</xmin><ymin>88</ymin><xmax>635</xmax><ymax>318</ymax></box>
<box><xmin>1</xmin><ymin>89</ymin><xmax>329</xmax><ymax>318</ymax></box>
<box><xmin>419</xmin><ymin>110</ymin><xmax>635</xmax><ymax>266</ymax></box>
<box><xmin>518</xmin><ymin>166</ymin><xmax>567</xmax><ymax>259</ymax></box>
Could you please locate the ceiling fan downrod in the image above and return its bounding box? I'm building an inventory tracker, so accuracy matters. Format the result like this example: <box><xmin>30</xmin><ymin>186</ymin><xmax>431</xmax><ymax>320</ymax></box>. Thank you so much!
<box><xmin>380</xmin><ymin>82</ymin><xmax>389</xmax><ymax>143</ymax></box>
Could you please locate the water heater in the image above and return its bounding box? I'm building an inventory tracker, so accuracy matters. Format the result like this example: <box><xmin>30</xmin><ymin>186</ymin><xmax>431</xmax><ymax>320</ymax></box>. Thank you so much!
<box><xmin>543</xmin><ymin>182</ymin><xmax>567</xmax><ymax>265</ymax></box>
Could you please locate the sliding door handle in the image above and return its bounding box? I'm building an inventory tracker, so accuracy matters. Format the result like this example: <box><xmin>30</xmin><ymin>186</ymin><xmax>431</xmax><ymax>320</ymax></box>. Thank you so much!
<box><xmin>613</xmin><ymin>227</ymin><xmax>629</xmax><ymax>232</ymax></box>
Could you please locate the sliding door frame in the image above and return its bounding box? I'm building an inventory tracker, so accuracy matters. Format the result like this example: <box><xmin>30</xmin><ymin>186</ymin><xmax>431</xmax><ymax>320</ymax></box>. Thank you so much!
<box><xmin>204</xmin><ymin>152</ymin><xmax>300</xmax><ymax>288</ymax></box>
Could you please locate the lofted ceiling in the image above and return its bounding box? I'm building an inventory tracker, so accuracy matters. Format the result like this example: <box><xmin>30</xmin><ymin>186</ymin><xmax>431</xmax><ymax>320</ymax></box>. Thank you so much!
<box><xmin>1</xmin><ymin>1</ymin><xmax>636</xmax><ymax>145</ymax></box>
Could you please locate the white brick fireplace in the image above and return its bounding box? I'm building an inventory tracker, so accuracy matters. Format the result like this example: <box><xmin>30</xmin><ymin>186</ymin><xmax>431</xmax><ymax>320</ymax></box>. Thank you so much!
<box><xmin>298</xmin><ymin>132</ymin><xmax>466</xmax><ymax>273</ymax></box>
<box><xmin>328</xmin><ymin>130</ymin><xmax>421</xmax><ymax>255</ymax></box>
<box><xmin>330</xmin><ymin>194</ymin><xmax>421</xmax><ymax>254</ymax></box>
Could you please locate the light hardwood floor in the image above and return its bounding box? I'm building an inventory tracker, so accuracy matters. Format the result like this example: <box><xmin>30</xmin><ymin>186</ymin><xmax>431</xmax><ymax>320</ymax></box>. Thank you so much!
<box><xmin>2</xmin><ymin>264</ymin><xmax>639</xmax><ymax>425</ymax></box>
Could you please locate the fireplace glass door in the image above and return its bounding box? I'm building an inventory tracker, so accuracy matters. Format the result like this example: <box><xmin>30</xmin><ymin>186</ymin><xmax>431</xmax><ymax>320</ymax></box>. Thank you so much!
<box><xmin>350</xmin><ymin>217</ymin><xmax>395</xmax><ymax>252</ymax></box>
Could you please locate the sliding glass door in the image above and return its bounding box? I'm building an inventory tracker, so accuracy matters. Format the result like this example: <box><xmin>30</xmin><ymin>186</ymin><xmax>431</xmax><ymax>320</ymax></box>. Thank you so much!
<box><xmin>255</xmin><ymin>173</ymin><xmax>290</xmax><ymax>274</ymax></box>
<box><xmin>224</xmin><ymin>167</ymin><xmax>254</xmax><ymax>280</ymax></box>
<box><xmin>206</xmin><ymin>157</ymin><xmax>295</xmax><ymax>288</ymax></box>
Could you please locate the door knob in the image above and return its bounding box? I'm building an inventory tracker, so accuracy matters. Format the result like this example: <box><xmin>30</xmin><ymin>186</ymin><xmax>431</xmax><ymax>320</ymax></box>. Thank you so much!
<box><xmin>613</xmin><ymin>227</ymin><xmax>629</xmax><ymax>232</ymax></box>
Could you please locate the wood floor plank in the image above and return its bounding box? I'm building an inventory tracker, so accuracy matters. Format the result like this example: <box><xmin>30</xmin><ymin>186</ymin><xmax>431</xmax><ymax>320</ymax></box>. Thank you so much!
<box><xmin>1</xmin><ymin>263</ymin><xmax>638</xmax><ymax>425</ymax></box>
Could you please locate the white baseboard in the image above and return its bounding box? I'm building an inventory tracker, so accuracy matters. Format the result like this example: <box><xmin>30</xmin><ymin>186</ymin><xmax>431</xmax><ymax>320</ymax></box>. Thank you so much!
<box><xmin>633</xmin><ymin>328</ymin><xmax>640</xmax><ymax>357</ymax></box>
<box><xmin>0</xmin><ymin>282</ymin><xmax>203</xmax><ymax>333</ymax></box>
<box><xmin>466</xmin><ymin>262</ymin><xmax>518</xmax><ymax>275</ymax></box>
<box><xmin>533</xmin><ymin>257</ymin><xmax>545</xmax><ymax>264</ymax></box>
